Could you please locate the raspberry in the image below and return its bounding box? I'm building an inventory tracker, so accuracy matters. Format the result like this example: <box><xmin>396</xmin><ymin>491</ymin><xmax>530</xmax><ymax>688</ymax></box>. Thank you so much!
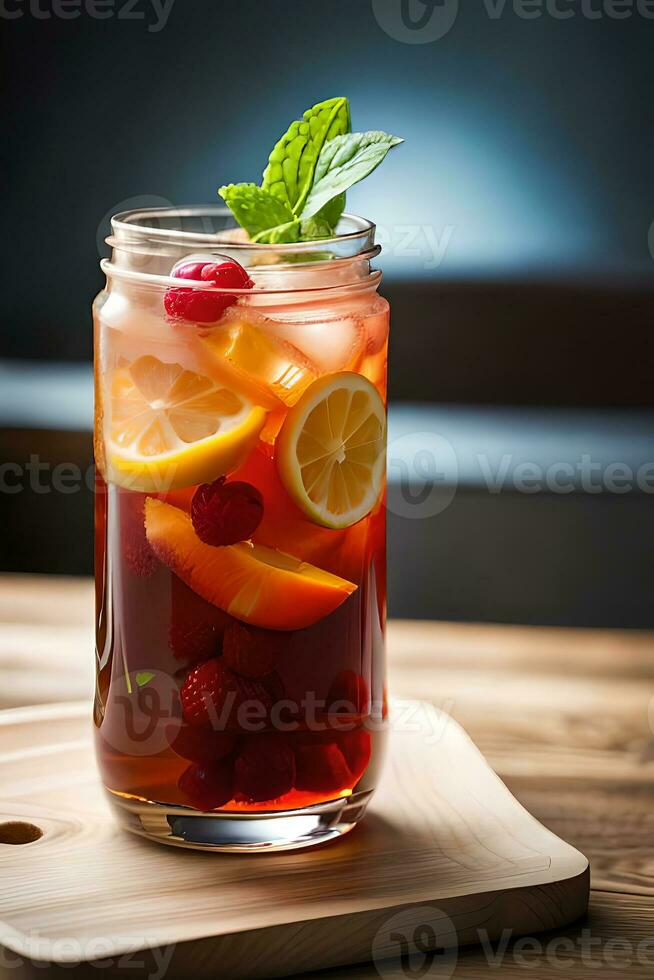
<box><xmin>121</xmin><ymin>493</ymin><xmax>158</xmax><ymax>578</ymax></box>
<box><xmin>169</xmin><ymin>723</ymin><xmax>236</xmax><ymax>764</ymax></box>
<box><xmin>261</xmin><ymin>670</ymin><xmax>295</xmax><ymax>727</ymax></box>
<box><xmin>234</xmin><ymin>735</ymin><xmax>295</xmax><ymax>803</ymax></box>
<box><xmin>327</xmin><ymin>670</ymin><xmax>370</xmax><ymax>715</ymax></box>
<box><xmin>191</xmin><ymin>478</ymin><xmax>264</xmax><ymax>547</ymax></box>
<box><xmin>222</xmin><ymin>621</ymin><xmax>283</xmax><ymax>679</ymax></box>
<box><xmin>164</xmin><ymin>257</ymin><xmax>253</xmax><ymax>324</ymax></box>
<box><xmin>295</xmin><ymin>743</ymin><xmax>351</xmax><ymax>794</ymax></box>
<box><xmin>170</xmin><ymin>261</ymin><xmax>210</xmax><ymax>281</ymax></box>
<box><xmin>178</xmin><ymin>760</ymin><xmax>234</xmax><ymax>810</ymax></box>
<box><xmin>180</xmin><ymin>657</ymin><xmax>272</xmax><ymax>729</ymax></box>
<box><xmin>199</xmin><ymin>260</ymin><xmax>253</xmax><ymax>290</ymax></box>
<box><xmin>124</xmin><ymin>539</ymin><xmax>158</xmax><ymax>578</ymax></box>
<box><xmin>338</xmin><ymin>729</ymin><xmax>372</xmax><ymax>780</ymax></box>
<box><xmin>169</xmin><ymin>623</ymin><xmax>220</xmax><ymax>664</ymax></box>
<box><xmin>168</xmin><ymin>577</ymin><xmax>230</xmax><ymax>663</ymax></box>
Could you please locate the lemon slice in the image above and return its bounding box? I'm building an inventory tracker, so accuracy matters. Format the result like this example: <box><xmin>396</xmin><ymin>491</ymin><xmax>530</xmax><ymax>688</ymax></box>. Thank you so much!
<box><xmin>276</xmin><ymin>372</ymin><xmax>386</xmax><ymax>529</ymax></box>
<box><xmin>105</xmin><ymin>355</ymin><xmax>265</xmax><ymax>492</ymax></box>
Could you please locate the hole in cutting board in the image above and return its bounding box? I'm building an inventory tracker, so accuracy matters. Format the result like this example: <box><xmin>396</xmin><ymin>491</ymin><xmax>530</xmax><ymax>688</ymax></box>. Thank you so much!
<box><xmin>0</xmin><ymin>821</ymin><xmax>44</xmax><ymax>845</ymax></box>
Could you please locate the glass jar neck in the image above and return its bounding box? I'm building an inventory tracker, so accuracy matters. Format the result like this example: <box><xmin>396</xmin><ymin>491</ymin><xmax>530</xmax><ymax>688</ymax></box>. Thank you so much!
<box><xmin>102</xmin><ymin>206</ymin><xmax>382</xmax><ymax>297</ymax></box>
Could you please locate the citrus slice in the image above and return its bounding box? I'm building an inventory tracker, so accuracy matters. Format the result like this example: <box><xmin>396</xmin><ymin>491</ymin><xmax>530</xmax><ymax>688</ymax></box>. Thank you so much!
<box><xmin>276</xmin><ymin>372</ymin><xmax>386</xmax><ymax>529</ymax></box>
<box><xmin>145</xmin><ymin>498</ymin><xmax>357</xmax><ymax>630</ymax></box>
<box><xmin>106</xmin><ymin>355</ymin><xmax>265</xmax><ymax>492</ymax></box>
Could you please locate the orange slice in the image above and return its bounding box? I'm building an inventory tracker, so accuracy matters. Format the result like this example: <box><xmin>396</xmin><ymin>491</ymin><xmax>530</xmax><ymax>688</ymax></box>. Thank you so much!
<box><xmin>145</xmin><ymin>498</ymin><xmax>357</xmax><ymax>630</ymax></box>
<box><xmin>105</xmin><ymin>355</ymin><xmax>265</xmax><ymax>492</ymax></box>
<box><xmin>276</xmin><ymin>372</ymin><xmax>386</xmax><ymax>529</ymax></box>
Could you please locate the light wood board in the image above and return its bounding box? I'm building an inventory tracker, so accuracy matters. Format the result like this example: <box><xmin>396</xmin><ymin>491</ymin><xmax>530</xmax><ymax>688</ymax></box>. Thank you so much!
<box><xmin>0</xmin><ymin>700</ymin><xmax>588</xmax><ymax>978</ymax></box>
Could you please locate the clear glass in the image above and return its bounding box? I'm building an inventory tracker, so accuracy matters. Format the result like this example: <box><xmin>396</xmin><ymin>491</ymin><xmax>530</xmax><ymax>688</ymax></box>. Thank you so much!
<box><xmin>93</xmin><ymin>207</ymin><xmax>389</xmax><ymax>851</ymax></box>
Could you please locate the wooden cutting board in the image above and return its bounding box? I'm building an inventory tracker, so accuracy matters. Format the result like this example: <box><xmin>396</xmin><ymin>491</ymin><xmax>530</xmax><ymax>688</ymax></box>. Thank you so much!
<box><xmin>0</xmin><ymin>702</ymin><xmax>589</xmax><ymax>979</ymax></box>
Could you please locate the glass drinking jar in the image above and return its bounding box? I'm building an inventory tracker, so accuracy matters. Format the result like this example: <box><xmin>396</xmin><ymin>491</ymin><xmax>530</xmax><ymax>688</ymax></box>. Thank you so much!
<box><xmin>93</xmin><ymin>207</ymin><xmax>389</xmax><ymax>851</ymax></box>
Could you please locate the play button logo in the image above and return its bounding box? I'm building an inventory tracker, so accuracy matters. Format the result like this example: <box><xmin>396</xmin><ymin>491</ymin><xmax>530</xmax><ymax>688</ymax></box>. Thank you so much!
<box><xmin>372</xmin><ymin>0</ymin><xmax>459</xmax><ymax>43</ymax></box>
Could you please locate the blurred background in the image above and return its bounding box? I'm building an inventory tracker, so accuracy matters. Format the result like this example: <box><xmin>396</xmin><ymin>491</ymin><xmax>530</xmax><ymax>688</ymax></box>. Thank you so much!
<box><xmin>1</xmin><ymin>0</ymin><xmax>653</xmax><ymax>626</ymax></box>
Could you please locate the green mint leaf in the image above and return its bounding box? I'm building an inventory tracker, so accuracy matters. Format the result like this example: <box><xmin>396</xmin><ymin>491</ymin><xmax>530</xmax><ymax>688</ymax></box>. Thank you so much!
<box><xmin>316</xmin><ymin>191</ymin><xmax>346</xmax><ymax>229</ymax></box>
<box><xmin>302</xmin><ymin>131</ymin><xmax>403</xmax><ymax>221</ymax></box>
<box><xmin>300</xmin><ymin>214</ymin><xmax>335</xmax><ymax>241</ymax></box>
<box><xmin>261</xmin><ymin>97</ymin><xmax>351</xmax><ymax>215</ymax></box>
<box><xmin>135</xmin><ymin>671</ymin><xmax>155</xmax><ymax>688</ymax></box>
<box><xmin>301</xmin><ymin>193</ymin><xmax>346</xmax><ymax>239</ymax></box>
<box><xmin>218</xmin><ymin>183</ymin><xmax>295</xmax><ymax>239</ymax></box>
<box><xmin>252</xmin><ymin>219</ymin><xmax>302</xmax><ymax>244</ymax></box>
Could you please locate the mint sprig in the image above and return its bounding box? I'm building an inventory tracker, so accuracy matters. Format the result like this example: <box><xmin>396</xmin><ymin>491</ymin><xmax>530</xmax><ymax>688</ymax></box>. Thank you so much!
<box><xmin>262</xmin><ymin>96</ymin><xmax>351</xmax><ymax>216</ymax></box>
<box><xmin>302</xmin><ymin>131</ymin><xmax>404</xmax><ymax>220</ymax></box>
<box><xmin>219</xmin><ymin>184</ymin><xmax>299</xmax><ymax>243</ymax></box>
<box><xmin>218</xmin><ymin>97</ymin><xmax>402</xmax><ymax>244</ymax></box>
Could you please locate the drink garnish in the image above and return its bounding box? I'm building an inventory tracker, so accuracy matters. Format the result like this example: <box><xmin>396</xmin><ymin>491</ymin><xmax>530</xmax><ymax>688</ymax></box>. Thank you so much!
<box><xmin>164</xmin><ymin>257</ymin><xmax>253</xmax><ymax>323</ymax></box>
<box><xmin>191</xmin><ymin>477</ymin><xmax>264</xmax><ymax>547</ymax></box>
<box><xmin>219</xmin><ymin>97</ymin><xmax>402</xmax><ymax>243</ymax></box>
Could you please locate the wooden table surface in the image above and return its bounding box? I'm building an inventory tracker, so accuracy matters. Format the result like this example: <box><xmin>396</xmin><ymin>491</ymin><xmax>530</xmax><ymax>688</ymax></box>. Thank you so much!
<box><xmin>0</xmin><ymin>573</ymin><xmax>652</xmax><ymax>978</ymax></box>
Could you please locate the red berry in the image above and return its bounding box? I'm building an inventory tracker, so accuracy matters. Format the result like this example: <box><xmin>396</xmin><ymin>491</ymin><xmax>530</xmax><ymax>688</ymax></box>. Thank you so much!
<box><xmin>200</xmin><ymin>260</ymin><xmax>253</xmax><ymax>290</ymax></box>
<box><xmin>234</xmin><ymin>735</ymin><xmax>295</xmax><ymax>803</ymax></box>
<box><xmin>262</xmin><ymin>671</ymin><xmax>297</xmax><ymax>729</ymax></box>
<box><xmin>180</xmin><ymin>657</ymin><xmax>272</xmax><ymax>729</ymax></box>
<box><xmin>338</xmin><ymin>729</ymin><xmax>372</xmax><ymax>780</ymax></box>
<box><xmin>171</xmin><ymin>261</ymin><xmax>211</xmax><ymax>282</ymax></box>
<box><xmin>327</xmin><ymin>670</ymin><xmax>370</xmax><ymax>715</ymax></box>
<box><xmin>121</xmin><ymin>492</ymin><xmax>158</xmax><ymax>578</ymax></box>
<box><xmin>168</xmin><ymin>577</ymin><xmax>230</xmax><ymax>663</ymax></box>
<box><xmin>169</xmin><ymin>622</ymin><xmax>220</xmax><ymax>664</ymax></box>
<box><xmin>178</xmin><ymin>760</ymin><xmax>234</xmax><ymax>810</ymax></box>
<box><xmin>191</xmin><ymin>478</ymin><xmax>263</xmax><ymax>547</ymax></box>
<box><xmin>164</xmin><ymin>257</ymin><xmax>253</xmax><ymax>324</ymax></box>
<box><xmin>222</xmin><ymin>621</ymin><xmax>283</xmax><ymax>679</ymax></box>
<box><xmin>169</xmin><ymin>723</ymin><xmax>236</xmax><ymax>764</ymax></box>
<box><xmin>295</xmin><ymin>743</ymin><xmax>352</xmax><ymax>794</ymax></box>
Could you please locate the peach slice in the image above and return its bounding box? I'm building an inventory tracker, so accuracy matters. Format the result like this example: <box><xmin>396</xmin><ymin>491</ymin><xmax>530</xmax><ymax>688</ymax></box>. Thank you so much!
<box><xmin>145</xmin><ymin>498</ymin><xmax>357</xmax><ymax>631</ymax></box>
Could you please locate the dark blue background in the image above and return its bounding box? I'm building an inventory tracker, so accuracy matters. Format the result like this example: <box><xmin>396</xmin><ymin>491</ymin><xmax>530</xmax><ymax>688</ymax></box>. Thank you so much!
<box><xmin>3</xmin><ymin>0</ymin><xmax>654</xmax><ymax>360</ymax></box>
<box><xmin>2</xmin><ymin>0</ymin><xmax>654</xmax><ymax>624</ymax></box>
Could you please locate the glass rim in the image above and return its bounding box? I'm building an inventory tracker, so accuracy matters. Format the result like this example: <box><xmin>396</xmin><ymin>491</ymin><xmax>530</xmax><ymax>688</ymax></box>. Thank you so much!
<box><xmin>99</xmin><ymin>257</ymin><xmax>382</xmax><ymax>296</ymax></box>
<box><xmin>108</xmin><ymin>205</ymin><xmax>377</xmax><ymax>253</ymax></box>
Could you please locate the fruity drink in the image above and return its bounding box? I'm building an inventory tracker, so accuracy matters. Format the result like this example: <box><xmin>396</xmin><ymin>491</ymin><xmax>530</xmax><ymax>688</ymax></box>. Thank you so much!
<box><xmin>94</xmin><ymin>208</ymin><xmax>389</xmax><ymax>850</ymax></box>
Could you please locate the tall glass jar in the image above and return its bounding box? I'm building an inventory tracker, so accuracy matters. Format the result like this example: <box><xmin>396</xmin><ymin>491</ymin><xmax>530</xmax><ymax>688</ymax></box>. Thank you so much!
<box><xmin>94</xmin><ymin>207</ymin><xmax>389</xmax><ymax>851</ymax></box>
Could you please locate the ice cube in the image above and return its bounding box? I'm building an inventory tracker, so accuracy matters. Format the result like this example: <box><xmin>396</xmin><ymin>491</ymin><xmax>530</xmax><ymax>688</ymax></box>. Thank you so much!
<box><xmin>256</xmin><ymin>314</ymin><xmax>365</xmax><ymax>375</ymax></box>
<box><xmin>197</xmin><ymin>311</ymin><xmax>319</xmax><ymax>408</ymax></box>
<box><xmin>362</xmin><ymin>303</ymin><xmax>390</xmax><ymax>356</ymax></box>
<box><xmin>100</xmin><ymin>291</ymin><xmax>207</xmax><ymax>376</ymax></box>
